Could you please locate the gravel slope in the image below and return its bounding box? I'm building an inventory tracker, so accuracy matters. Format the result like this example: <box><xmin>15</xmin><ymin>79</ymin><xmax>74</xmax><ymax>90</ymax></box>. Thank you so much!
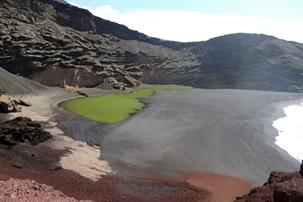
<box><xmin>0</xmin><ymin>68</ymin><xmax>47</xmax><ymax>95</ymax></box>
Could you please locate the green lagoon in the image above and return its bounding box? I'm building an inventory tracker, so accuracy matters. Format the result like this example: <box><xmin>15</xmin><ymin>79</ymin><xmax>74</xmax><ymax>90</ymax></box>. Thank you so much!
<box><xmin>61</xmin><ymin>85</ymin><xmax>192</xmax><ymax>124</ymax></box>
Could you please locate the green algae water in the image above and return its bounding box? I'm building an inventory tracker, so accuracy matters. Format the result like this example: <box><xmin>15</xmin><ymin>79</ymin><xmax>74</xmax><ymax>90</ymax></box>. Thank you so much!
<box><xmin>61</xmin><ymin>85</ymin><xmax>192</xmax><ymax>124</ymax></box>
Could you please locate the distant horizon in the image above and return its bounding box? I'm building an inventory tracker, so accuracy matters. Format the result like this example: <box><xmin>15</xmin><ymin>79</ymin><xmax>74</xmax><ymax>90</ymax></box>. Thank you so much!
<box><xmin>67</xmin><ymin>0</ymin><xmax>303</xmax><ymax>43</ymax></box>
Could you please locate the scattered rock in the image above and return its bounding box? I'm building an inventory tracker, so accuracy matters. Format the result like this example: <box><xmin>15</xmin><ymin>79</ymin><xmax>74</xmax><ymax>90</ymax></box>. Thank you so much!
<box><xmin>76</xmin><ymin>90</ymin><xmax>88</xmax><ymax>97</ymax></box>
<box><xmin>0</xmin><ymin>117</ymin><xmax>52</xmax><ymax>146</ymax></box>
<box><xmin>49</xmin><ymin>162</ymin><xmax>63</xmax><ymax>171</ymax></box>
<box><xmin>12</xmin><ymin>158</ymin><xmax>24</xmax><ymax>169</ymax></box>
<box><xmin>0</xmin><ymin>95</ymin><xmax>22</xmax><ymax>113</ymax></box>
<box><xmin>29</xmin><ymin>152</ymin><xmax>38</xmax><ymax>158</ymax></box>
<box><xmin>15</xmin><ymin>99</ymin><xmax>31</xmax><ymax>107</ymax></box>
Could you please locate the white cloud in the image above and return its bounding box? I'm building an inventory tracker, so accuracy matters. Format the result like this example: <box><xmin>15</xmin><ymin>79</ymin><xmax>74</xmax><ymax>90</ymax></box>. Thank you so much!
<box><xmin>69</xmin><ymin>3</ymin><xmax>303</xmax><ymax>43</ymax></box>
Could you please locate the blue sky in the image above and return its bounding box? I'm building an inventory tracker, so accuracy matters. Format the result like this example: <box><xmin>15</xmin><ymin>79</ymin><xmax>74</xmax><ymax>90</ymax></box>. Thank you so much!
<box><xmin>69</xmin><ymin>0</ymin><xmax>302</xmax><ymax>20</ymax></box>
<box><xmin>68</xmin><ymin>0</ymin><xmax>303</xmax><ymax>42</ymax></box>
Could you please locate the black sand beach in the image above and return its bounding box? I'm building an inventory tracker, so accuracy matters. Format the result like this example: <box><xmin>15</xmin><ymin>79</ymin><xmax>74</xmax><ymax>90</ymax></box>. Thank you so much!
<box><xmin>58</xmin><ymin>89</ymin><xmax>302</xmax><ymax>185</ymax></box>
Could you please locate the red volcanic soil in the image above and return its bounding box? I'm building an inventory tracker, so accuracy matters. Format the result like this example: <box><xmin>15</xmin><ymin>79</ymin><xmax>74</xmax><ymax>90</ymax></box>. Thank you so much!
<box><xmin>0</xmin><ymin>179</ymin><xmax>89</xmax><ymax>202</ymax></box>
<box><xmin>0</xmin><ymin>141</ymin><xmax>252</xmax><ymax>202</ymax></box>
<box><xmin>184</xmin><ymin>172</ymin><xmax>252</xmax><ymax>202</ymax></box>
<box><xmin>0</xmin><ymin>144</ymin><xmax>209</xmax><ymax>202</ymax></box>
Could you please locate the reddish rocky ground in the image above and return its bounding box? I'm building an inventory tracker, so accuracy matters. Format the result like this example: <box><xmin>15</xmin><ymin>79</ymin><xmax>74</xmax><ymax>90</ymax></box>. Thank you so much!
<box><xmin>0</xmin><ymin>115</ymin><xmax>252</xmax><ymax>202</ymax></box>
<box><xmin>0</xmin><ymin>114</ymin><xmax>208</xmax><ymax>201</ymax></box>
<box><xmin>184</xmin><ymin>172</ymin><xmax>252</xmax><ymax>202</ymax></box>
<box><xmin>235</xmin><ymin>161</ymin><xmax>303</xmax><ymax>202</ymax></box>
<box><xmin>0</xmin><ymin>179</ymin><xmax>91</xmax><ymax>202</ymax></box>
<box><xmin>0</xmin><ymin>143</ymin><xmax>208</xmax><ymax>202</ymax></box>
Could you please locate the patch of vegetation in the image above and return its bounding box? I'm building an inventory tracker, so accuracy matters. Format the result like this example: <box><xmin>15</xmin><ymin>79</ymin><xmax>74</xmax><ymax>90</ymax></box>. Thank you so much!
<box><xmin>61</xmin><ymin>85</ymin><xmax>192</xmax><ymax>124</ymax></box>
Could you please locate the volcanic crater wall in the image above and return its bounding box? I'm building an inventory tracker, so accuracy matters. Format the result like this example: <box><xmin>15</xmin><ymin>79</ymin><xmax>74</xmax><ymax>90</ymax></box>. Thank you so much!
<box><xmin>1</xmin><ymin>0</ymin><xmax>303</xmax><ymax>92</ymax></box>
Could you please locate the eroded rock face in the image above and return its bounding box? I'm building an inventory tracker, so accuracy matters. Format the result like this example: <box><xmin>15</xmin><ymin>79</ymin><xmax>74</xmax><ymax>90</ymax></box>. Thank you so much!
<box><xmin>0</xmin><ymin>0</ymin><xmax>190</xmax><ymax>89</ymax></box>
<box><xmin>235</xmin><ymin>163</ymin><xmax>303</xmax><ymax>202</ymax></box>
<box><xmin>0</xmin><ymin>117</ymin><xmax>52</xmax><ymax>146</ymax></box>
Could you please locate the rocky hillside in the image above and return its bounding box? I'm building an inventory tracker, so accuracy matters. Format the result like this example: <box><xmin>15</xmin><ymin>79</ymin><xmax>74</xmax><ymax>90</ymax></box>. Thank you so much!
<box><xmin>145</xmin><ymin>34</ymin><xmax>303</xmax><ymax>92</ymax></box>
<box><xmin>0</xmin><ymin>117</ymin><xmax>52</xmax><ymax>146</ymax></box>
<box><xmin>1</xmin><ymin>0</ymin><xmax>303</xmax><ymax>91</ymax></box>
<box><xmin>0</xmin><ymin>0</ymin><xmax>194</xmax><ymax>90</ymax></box>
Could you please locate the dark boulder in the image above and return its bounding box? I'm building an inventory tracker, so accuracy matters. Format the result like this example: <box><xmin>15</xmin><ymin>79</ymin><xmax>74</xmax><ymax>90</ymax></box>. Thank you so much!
<box><xmin>0</xmin><ymin>117</ymin><xmax>52</xmax><ymax>146</ymax></box>
<box><xmin>76</xmin><ymin>90</ymin><xmax>88</xmax><ymax>97</ymax></box>
<box><xmin>0</xmin><ymin>95</ymin><xmax>22</xmax><ymax>113</ymax></box>
<box><xmin>273</xmin><ymin>178</ymin><xmax>303</xmax><ymax>202</ymax></box>
<box><xmin>14</xmin><ymin>99</ymin><xmax>31</xmax><ymax>107</ymax></box>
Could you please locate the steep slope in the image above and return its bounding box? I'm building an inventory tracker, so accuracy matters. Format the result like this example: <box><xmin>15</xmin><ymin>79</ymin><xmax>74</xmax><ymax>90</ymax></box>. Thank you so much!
<box><xmin>0</xmin><ymin>67</ymin><xmax>47</xmax><ymax>94</ymax></box>
<box><xmin>0</xmin><ymin>0</ymin><xmax>194</xmax><ymax>89</ymax></box>
<box><xmin>0</xmin><ymin>0</ymin><xmax>303</xmax><ymax>92</ymax></box>
<box><xmin>143</xmin><ymin>34</ymin><xmax>303</xmax><ymax>91</ymax></box>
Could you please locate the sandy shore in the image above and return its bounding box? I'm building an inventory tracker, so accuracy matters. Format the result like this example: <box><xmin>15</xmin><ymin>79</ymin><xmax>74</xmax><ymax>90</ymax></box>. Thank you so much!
<box><xmin>4</xmin><ymin>88</ymin><xmax>114</xmax><ymax>181</ymax></box>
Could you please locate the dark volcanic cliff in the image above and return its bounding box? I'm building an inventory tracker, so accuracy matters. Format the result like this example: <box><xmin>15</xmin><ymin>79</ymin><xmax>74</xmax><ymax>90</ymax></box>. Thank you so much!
<box><xmin>1</xmin><ymin>0</ymin><xmax>303</xmax><ymax>91</ymax></box>
<box><xmin>0</xmin><ymin>0</ymin><xmax>193</xmax><ymax>89</ymax></box>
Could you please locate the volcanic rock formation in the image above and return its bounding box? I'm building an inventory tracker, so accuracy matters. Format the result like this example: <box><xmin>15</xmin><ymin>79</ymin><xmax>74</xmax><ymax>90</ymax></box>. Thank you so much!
<box><xmin>235</xmin><ymin>162</ymin><xmax>303</xmax><ymax>202</ymax></box>
<box><xmin>1</xmin><ymin>0</ymin><xmax>303</xmax><ymax>91</ymax></box>
<box><xmin>0</xmin><ymin>117</ymin><xmax>52</xmax><ymax>146</ymax></box>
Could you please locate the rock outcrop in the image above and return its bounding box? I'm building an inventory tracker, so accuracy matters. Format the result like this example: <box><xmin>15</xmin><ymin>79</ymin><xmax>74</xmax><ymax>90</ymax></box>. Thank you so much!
<box><xmin>235</xmin><ymin>162</ymin><xmax>303</xmax><ymax>202</ymax></box>
<box><xmin>0</xmin><ymin>0</ymin><xmax>187</xmax><ymax>89</ymax></box>
<box><xmin>1</xmin><ymin>0</ymin><xmax>303</xmax><ymax>91</ymax></box>
<box><xmin>0</xmin><ymin>117</ymin><xmax>52</xmax><ymax>146</ymax></box>
<box><xmin>0</xmin><ymin>95</ymin><xmax>21</xmax><ymax>113</ymax></box>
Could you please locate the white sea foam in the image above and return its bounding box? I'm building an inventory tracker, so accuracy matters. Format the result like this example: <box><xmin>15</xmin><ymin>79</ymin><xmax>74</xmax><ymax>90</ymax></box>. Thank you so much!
<box><xmin>272</xmin><ymin>103</ymin><xmax>303</xmax><ymax>162</ymax></box>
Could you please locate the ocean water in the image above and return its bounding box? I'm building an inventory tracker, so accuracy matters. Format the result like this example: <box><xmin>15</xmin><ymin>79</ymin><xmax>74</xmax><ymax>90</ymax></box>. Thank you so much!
<box><xmin>272</xmin><ymin>103</ymin><xmax>303</xmax><ymax>162</ymax></box>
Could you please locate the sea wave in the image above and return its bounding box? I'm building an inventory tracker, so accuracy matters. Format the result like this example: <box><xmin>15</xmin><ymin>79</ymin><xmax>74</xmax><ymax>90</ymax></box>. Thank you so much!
<box><xmin>272</xmin><ymin>103</ymin><xmax>303</xmax><ymax>162</ymax></box>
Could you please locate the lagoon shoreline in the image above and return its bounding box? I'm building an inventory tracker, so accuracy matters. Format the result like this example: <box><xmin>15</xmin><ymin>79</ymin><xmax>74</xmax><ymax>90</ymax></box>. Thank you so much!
<box><xmin>58</xmin><ymin>88</ymin><xmax>302</xmax><ymax>184</ymax></box>
<box><xmin>1</xmin><ymin>86</ymin><xmax>302</xmax><ymax>201</ymax></box>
